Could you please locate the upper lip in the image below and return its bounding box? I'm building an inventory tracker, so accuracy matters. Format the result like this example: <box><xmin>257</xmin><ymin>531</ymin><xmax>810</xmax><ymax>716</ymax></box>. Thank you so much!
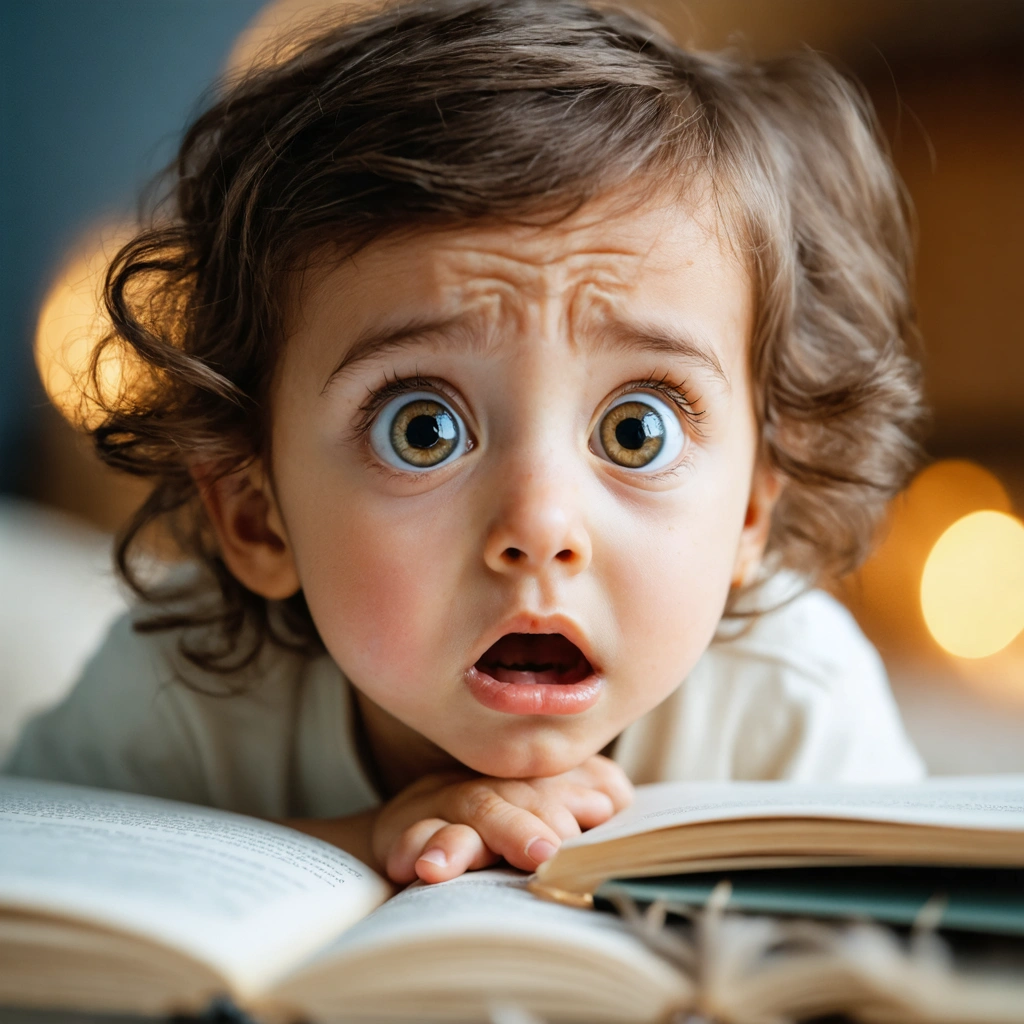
<box><xmin>470</xmin><ymin>612</ymin><xmax>601</xmax><ymax>677</ymax></box>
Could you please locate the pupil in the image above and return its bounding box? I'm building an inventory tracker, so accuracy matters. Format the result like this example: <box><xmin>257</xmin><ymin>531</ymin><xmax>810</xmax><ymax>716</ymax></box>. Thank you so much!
<box><xmin>406</xmin><ymin>414</ymin><xmax>440</xmax><ymax>449</ymax></box>
<box><xmin>615</xmin><ymin>417</ymin><xmax>647</xmax><ymax>451</ymax></box>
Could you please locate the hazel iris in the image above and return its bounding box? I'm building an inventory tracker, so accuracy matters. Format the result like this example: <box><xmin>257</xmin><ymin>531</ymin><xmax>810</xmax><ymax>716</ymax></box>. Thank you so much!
<box><xmin>599</xmin><ymin>401</ymin><xmax>666</xmax><ymax>468</ymax></box>
<box><xmin>389</xmin><ymin>399</ymin><xmax>459</xmax><ymax>467</ymax></box>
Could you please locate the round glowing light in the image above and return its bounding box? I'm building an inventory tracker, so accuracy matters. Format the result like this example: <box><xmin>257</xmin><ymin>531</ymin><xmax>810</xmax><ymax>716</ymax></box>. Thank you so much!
<box><xmin>921</xmin><ymin>510</ymin><xmax>1024</xmax><ymax>659</ymax></box>
<box><xmin>843</xmin><ymin>459</ymin><xmax>1010</xmax><ymax>647</ymax></box>
<box><xmin>34</xmin><ymin>224</ymin><xmax>133</xmax><ymax>429</ymax></box>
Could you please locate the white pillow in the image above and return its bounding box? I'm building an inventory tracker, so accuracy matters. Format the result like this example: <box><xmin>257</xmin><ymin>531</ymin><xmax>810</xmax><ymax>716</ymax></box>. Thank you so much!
<box><xmin>0</xmin><ymin>499</ymin><xmax>128</xmax><ymax>762</ymax></box>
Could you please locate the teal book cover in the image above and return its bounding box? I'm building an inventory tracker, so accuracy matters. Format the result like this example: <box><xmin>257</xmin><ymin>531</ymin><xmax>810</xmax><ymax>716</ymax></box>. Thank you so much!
<box><xmin>597</xmin><ymin>866</ymin><xmax>1024</xmax><ymax>935</ymax></box>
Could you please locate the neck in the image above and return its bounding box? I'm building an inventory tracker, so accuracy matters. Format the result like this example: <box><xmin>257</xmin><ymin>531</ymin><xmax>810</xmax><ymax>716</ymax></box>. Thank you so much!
<box><xmin>353</xmin><ymin>690</ymin><xmax>465</xmax><ymax>798</ymax></box>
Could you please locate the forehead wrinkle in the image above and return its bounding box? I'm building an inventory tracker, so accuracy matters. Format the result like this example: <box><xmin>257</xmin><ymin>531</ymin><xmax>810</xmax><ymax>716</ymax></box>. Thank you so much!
<box><xmin>443</xmin><ymin>230</ymin><xmax>648</xmax><ymax>265</ymax></box>
<box><xmin>439</xmin><ymin>240</ymin><xmax>647</xmax><ymax>297</ymax></box>
<box><xmin>447</xmin><ymin>253</ymin><xmax>650</xmax><ymax>360</ymax></box>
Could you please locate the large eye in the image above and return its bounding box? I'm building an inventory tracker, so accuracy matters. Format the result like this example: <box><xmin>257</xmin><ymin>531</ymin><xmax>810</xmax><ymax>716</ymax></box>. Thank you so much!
<box><xmin>369</xmin><ymin>391</ymin><xmax>468</xmax><ymax>471</ymax></box>
<box><xmin>592</xmin><ymin>393</ymin><xmax>685</xmax><ymax>471</ymax></box>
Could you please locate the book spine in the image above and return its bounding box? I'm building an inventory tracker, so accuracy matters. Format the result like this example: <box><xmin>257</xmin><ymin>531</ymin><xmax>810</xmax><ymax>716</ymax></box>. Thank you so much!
<box><xmin>526</xmin><ymin>879</ymin><xmax>595</xmax><ymax>908</ymax></box>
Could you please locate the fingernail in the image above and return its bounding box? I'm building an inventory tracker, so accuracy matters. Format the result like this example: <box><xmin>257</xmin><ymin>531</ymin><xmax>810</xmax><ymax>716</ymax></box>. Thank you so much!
<box><xmin>417</xmin><ymin>848</ymin><xmax>448</xmax><ymax>867</ymax></box>
<box><xmin>526</xmin><ymin>837</ymin><xmax>558</xmax><ymax>865</ymax></box>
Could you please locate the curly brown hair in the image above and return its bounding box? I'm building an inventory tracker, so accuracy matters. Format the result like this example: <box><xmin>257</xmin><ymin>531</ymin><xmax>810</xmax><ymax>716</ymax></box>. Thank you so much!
<box><xmin>86</xmin><ymin>0</ymin><xmax>923</xmax><ymax>673</ymax></box>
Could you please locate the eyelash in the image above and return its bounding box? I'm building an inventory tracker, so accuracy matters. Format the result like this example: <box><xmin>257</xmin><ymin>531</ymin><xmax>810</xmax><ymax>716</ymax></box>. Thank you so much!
<box><xmin>607</xmin><ymin>374</ymin><xmax>708</xmax><ymax>437</ymax></box>
<box><xmin>352</xmin><ymin>372</ymin><xmax>460</xmax><ymax>439</ymax></box>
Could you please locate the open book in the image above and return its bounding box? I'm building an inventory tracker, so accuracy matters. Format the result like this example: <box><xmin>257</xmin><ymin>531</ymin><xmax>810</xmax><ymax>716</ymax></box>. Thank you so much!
<box><xmin>531</xmin><ymin>776</ymin><xmax>1024</xmax><ymax>905</ymax></box>
<box><xmin>0</xmin><ymin>777</ymin><xmax>687</xmax><ymax>1022</ymax></box>
<box><xmin>3</xmin><ymin>776</ymin><xmax>1024</xmax><ymax>1023</ymax></box>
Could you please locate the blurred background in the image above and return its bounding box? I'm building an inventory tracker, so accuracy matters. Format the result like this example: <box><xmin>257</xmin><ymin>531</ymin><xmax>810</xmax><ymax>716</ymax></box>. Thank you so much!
<box><xmin>1</xmin><ymin>0</ymin><xmax>1022</xmax><ymax>770</ymax></box>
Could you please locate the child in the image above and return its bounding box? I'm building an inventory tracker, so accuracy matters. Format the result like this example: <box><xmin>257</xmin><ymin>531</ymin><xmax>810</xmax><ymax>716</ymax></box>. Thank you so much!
<box><xmin>6</xmin><ymin>0</ymin><xmax>926</xmax><ymax>885</ymax></box>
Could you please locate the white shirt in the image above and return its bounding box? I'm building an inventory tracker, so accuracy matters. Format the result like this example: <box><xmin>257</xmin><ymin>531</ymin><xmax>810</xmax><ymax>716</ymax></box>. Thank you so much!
<box><xmin>3</xmin><ymin>583</ymin><xmax>924</xmax><ymax>816</ymax></box>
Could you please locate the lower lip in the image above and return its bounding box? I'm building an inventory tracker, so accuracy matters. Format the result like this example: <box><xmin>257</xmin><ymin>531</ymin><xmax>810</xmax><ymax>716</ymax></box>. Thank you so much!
<box><xmin>464</xmin><ymin>665</ymin><xmax>604</xmax><ymax>716</ymax></box>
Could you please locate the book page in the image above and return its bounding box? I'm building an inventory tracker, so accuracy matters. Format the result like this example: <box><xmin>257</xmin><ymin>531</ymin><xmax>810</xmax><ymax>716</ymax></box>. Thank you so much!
<box><xmin>560</xmin><ymin>776</ymin><xmax>1024</xmax><ymax>849</ymax></box>
<box><xmin>274</xmin><ymin>870</ymin><xmax>690</xmax><ymax>1020</ymax></box>
<box><xmin>314</xmin><ymin>869</ymin><xmax>639</xmax><ymax>956</ymax></box>
<box><xmin>0</xmin><ymin>778</ymin><xmax>390</xmax><ymax>995</ymax></box>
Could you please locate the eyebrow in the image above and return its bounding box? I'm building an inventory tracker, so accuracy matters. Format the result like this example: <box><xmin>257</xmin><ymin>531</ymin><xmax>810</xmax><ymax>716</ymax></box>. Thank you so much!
<box><xmin>594</xmin><ymin>317</ymin><xmax>731</xmax><ymax>390</ymax></box>
<box><xmin>321</xmin><ymin>310</ymin><xmax>731</xmax><ymax>393</ymax></box>
<box><xmin>321</xmin><ymin>312</ymin><xmax>484</xmax><ymax>394</ymax></box>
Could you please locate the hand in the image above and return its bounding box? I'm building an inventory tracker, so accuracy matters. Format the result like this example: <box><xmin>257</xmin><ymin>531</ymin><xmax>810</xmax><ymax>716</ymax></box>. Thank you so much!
<box><xmin>371</xmin><ymin>755</ymin><xmax>633</xmax><ymax>884</ymax></box>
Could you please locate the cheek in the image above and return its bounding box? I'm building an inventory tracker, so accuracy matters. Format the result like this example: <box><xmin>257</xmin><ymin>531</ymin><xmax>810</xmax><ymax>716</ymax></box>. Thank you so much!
<box><xmin>603</xmin><ymin>470</ymin><xmax>747</xmax><ymax>689</ymax></box>
<box><xmin>291</xmin><ymin>493</ymin><xmax>465</xmax><ymax>684</ymax></box>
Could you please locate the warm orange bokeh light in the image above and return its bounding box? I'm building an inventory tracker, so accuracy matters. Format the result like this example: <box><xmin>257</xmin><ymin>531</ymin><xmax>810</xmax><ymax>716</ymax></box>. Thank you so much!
<box><xmin>921</xmin><ymin>510</ymin><xmax>1024</xmax><ymax>659</ymax></box>
<box><xmin>890</xmin><ymin>459</ymin><xmax>1011</xmax><ymax>539</ymax></box>
<box><xmin>844</xmin><ymin>460</ymin><xmax>1012</xmax><ymax>646</ymax></box>
<box><xmin>34</xmin><ymin>224</ymin><xmax>134</xmax><ymax>430</ymax></box>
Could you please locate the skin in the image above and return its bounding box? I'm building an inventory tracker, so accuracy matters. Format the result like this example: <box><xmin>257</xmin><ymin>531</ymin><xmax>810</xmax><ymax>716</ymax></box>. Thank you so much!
<box><xmin>199</xmin><ymin>187</ymin><xmax>780</xmax><ymax>884</ymax></box>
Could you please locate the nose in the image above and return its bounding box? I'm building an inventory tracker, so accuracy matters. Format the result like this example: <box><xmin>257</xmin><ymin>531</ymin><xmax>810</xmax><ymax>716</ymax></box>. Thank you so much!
<box><xmin>483</xmin><ymin>466</ymin><xmax>593</xmax><ymax>577</ymax></box>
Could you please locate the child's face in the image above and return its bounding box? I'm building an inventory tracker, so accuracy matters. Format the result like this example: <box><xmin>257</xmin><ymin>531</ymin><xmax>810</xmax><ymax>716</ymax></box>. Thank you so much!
<box><xmin>266</xmin><ymin>189</ymin><xmax>772</xmax><ymax>778</ymax></box>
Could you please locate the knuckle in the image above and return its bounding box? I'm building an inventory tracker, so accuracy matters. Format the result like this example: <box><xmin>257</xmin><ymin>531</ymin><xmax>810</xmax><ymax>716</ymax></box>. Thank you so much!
<box><xmin>533</xmin><ymin>799</ymin><xmax>565</xmax><ymax>823</ymax></box>
<box><xmin>490</xmin><ymin>804</ymin><xmax>546</xmax><ymax>853</ymax></box>
<box><xmin>458</xmin><ymin>782</ymin><xmax>506</xmax><ymax>824</ymax></box>
<box><xmin>506</xmin><ymin>780</ymin><xmax>543</xmax><ymax>807</ymax></box>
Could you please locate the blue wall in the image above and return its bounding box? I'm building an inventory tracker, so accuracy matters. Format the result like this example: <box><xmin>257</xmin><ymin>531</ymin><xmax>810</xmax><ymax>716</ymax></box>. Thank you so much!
<box><xmin>0</xmin><ymin>0</ymin><xmax>264</xmax><ymax>490</ymax></box>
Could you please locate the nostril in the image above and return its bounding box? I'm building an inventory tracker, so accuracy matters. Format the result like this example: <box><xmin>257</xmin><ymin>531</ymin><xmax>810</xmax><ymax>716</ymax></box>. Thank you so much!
<box><xmin>555</xmin><ymin>549</ymin><xmax>574</xmax><ymax>562</ymax></box>
<box><xmin>503</xmin><ymin>547</ymin><xmax>524</xmax><ymax>562</ymax></box>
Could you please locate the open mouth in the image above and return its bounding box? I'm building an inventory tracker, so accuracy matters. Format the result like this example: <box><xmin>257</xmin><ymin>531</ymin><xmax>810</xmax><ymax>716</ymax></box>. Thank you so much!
<box><xmin>475</xmin><ymin>633</ymin><xmax>594</xmax><ymax>686</ymax></box>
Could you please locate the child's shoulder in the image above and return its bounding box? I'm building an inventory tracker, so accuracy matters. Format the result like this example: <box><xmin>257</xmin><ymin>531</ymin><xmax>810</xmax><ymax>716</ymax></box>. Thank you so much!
<box><xmin>715</xmin><ymin>575</ymin><xmax>881</xmax><ymax>684</ymax></box>
<box><xmin>616</xmin><ymin>578</ymin><xmax>925</xmax><ymax>784</ymax></box>
<box><xmin>3</xmin><ymin>604</ymin><xmax>377</xmax><ymax>818</ymax></box>
<box><xmin>708</xmin><ymin>578</ymin><xmax>908</xmax><ymax>741</ymax></box>
<box><xmin>4</xmin><ymin>608</ymin><xmax>207</xmax><ymax>800</ymax></box>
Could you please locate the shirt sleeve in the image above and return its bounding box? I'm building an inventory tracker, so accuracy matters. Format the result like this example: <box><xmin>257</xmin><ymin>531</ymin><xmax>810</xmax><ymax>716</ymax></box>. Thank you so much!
<box><xmin>614</xmin><ymin>586</ymin><xmax>927</xmax><ymax>784</ymax></box>
<box><xmin>718</xmin><ymin>590</ymin><xmax>927</xmax><ymax>783</ymax></box>
<box><xmin>1</xmin><ymin>609</ymin><xmax>319</xmax><ymax>817</ymax></box>
<box><xmin>2</xmin><ymin>611</ymin><xmax>213</xmax><ymax>803</ymax></box>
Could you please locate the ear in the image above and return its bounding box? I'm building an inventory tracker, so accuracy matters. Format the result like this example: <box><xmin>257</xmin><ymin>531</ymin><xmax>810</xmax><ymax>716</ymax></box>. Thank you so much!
<box><xmin>194</xmin><ymin>461</ymin><xmax>301</xmax><ymax>600</ymax></box>
<box><xmin>732</xmin><ymin>460</ymin><xmax>784</xmax><ymax>588</ymax></box>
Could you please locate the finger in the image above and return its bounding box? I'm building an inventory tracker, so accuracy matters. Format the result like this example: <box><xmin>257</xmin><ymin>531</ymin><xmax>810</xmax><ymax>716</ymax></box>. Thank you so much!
<box><xmin>440</xmin><ymin>782</ymin><xmax>577</xmax><ymax>839</ymax></box>
<box><xmin>439</xmin><ymin>784</ymin><xmax>563</xmax><ymax>872</ymax></box>
<box><xmin>569</xmin><ymin>755</ymin><xmax>635</xmax><ymax>811</ymax></box>
<box><xmin>531</xmin><ymin>799</ymin><xmax>584</xmax><ymax>840</ymax></box>
<box><xmin>415</xmin><ymin>823</ymin><xmax>499</xmax><ymax>884</ymax></box>
<box><xmin>479</xmin><ymin>779</ymin><xmax>601</xmax><ymax>836</ymax></box>
<box><xmin>545</xmin><ymin>783</ymin><xmax>616</xmax><ymax>830</ymax></box>
<box><xmin>483</xmin><ymin>781</ymin><xmax>582</xmax><ymax>839</ymax></box>
<box><xmin>386</xmin><ymin>817</ymin><xmax>450</xmax><ymax>883</ymax></box>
